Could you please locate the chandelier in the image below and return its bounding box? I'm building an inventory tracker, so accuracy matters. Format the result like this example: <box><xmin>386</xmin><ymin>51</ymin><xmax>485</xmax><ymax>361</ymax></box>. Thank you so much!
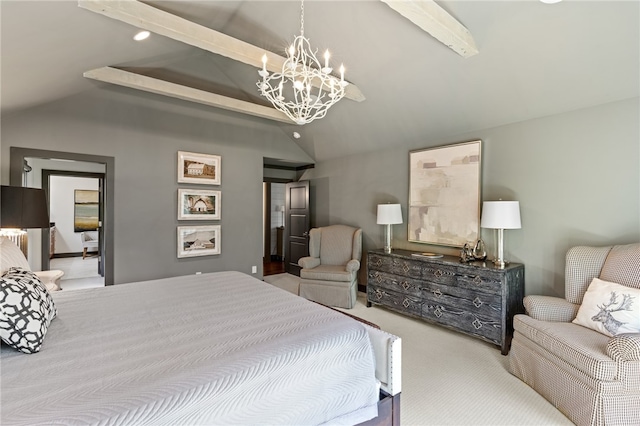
<box><xmin>257</xmin><ymin>0</ymin><xmax>348</xmax><ymax>125</ymax></box>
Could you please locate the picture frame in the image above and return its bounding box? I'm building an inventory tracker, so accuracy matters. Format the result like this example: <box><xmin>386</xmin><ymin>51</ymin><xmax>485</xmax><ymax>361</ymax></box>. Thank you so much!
<box><xmin>178</xmin><ymin>188</ymin><xmax>221</xmax><ymax>220</ymax></box>
<box><xmin>408</xmin><ymin>140</ymin><xmax>482</xmax><ymax>248</ymax></box>
<box><xmin>177</xmin><ymin>225</ymin><xmax>221</xmax><ymax>258</ymax></box>
<box><xmin>177</xmin><ymin>151</ymin><xmax>221</xmax><ymax>185</ymax></box>
<box><xmin>74</xmin><ymin>189</ymin><xmax>99</xmax><ymax>232</ymax></box>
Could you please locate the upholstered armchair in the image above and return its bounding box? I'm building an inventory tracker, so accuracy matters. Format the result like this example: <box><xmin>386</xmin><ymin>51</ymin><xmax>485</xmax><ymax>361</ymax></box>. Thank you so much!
<box><xmin>0</xmin><ymin>237</ymin><xmax>63</xmax><ymax>292</ymax></box>
<box><xmin>298</xmin><ymin>225</ymin><xmax>362</xmax><ymax>309</ymax></box>
<box><xmin>80</xmin><ymin>231</ymin><xmax>99</xmax><ymax>259</ymax></box>
<box><xmin>509</xmin><ymin>243</ymin><xmax>640</xmax><ymax>426</ymax></box>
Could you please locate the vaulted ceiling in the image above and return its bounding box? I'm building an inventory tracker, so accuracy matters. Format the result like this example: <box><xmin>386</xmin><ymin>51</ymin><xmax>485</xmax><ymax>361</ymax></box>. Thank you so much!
<box><xmin>2</xmin><ymin>1</ymin><xmax>638</xmax><ymax>162</ymax></box>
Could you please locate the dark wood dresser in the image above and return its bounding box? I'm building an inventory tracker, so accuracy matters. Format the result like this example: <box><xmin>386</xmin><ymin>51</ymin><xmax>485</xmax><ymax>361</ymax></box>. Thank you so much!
<box><xmin>366</xmin><ymin>249</ymin><xmax>524</xmax><ymax>354</ymax></box>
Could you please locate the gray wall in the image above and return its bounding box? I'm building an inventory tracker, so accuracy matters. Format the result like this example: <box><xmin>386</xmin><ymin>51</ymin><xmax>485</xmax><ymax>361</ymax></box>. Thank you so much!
<box><xmin>301</xmin><ymin>97</ymin><xmax>640</xmax><ymax>297</ymax></box>
<box><xmin>1</xmin><ymin>89</ymin><xmax>314</xmax><ymax>283</ymax></box>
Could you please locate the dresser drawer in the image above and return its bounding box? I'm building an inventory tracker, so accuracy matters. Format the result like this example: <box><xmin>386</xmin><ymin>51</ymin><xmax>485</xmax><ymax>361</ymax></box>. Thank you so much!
<box><xmin>368</xmin><ymin>270</ymin><xmax>422</xmax><ymax>297</ymax></box>
<box><xmin>421</xmin><ymin>282</ymin><xmax>502</xmax><ymax>322</ymax></box>
<box><xmin>457</xmin><ymin>272</ymin><xmax>502</xmax><ymax>296</ymax></box>
<box><xmin>368</xmin><ymin>286</ymin><xmax>422</xmax><ymax>317</ymax></box>
<box><xmin>421</xmin><ymin>301</ymin><xmax>502</xmax><ymax>345</ymax></box>
<box><xmin>417</xmin><ymin>262</ymin><xmax>457</xmax><ymax>286</ymax></box>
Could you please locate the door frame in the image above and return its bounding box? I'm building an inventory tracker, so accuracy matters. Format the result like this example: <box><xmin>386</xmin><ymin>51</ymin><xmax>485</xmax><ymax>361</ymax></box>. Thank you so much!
<box><xmin>10</xmin><ymin>147</ymin><xmax>115</xmax><ymax>286</ymax></box>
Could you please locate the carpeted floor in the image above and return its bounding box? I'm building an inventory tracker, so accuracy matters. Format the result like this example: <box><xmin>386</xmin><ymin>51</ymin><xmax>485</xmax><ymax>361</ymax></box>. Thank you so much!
<box><xmin>263</xmin><ymin>273</ymin><xmax>572</xmax><ymax>426</ymax></box>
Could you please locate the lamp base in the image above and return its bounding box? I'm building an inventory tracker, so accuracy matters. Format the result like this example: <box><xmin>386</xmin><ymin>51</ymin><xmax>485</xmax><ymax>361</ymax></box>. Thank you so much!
<box><xmin>0</xmin><ymin>229</ymin><xmax>28</xmax><ymax>258</ymax></box>
<box><xmin>383</xmin><ymin>224</ymin><xmax>392</xmax><ymax>254</ymax></box>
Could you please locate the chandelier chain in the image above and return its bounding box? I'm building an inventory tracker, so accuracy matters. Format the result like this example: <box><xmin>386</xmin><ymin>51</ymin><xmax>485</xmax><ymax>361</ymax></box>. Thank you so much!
<box><xmin>300</xmin><ymin>0</ymin><xmax>304</xmax><ymax>36</ymax></box>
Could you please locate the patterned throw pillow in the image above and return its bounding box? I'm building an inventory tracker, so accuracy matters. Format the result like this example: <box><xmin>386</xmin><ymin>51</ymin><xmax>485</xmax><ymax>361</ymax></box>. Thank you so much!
<box><xmin>0</xmin><ymin>267</ymin><xmax>57</xmax><ymax>353</ymax></box>
<box><xmin>573</xmin><ymin>277</ymin><xmax>640</xmax><ymax>337</ymax></box>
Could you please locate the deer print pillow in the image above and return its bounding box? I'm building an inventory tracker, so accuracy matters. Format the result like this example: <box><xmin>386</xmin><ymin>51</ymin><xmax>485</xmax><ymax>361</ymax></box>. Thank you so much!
<box><xmin>573</xmin><ymin>277</ymin><xmax>640</xmax><ymax>337</ymax></box>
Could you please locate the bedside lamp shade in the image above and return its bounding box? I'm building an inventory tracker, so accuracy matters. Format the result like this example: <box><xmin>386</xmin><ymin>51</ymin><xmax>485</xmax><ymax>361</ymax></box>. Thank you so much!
<box><xmin>377</xmin><ymin>204</ymin><xmax>402</xmax><ymax>253</ymax></box>
<box><xmin>480</xmin><ymin>201</ymin><xmax>521</xmax><ymax>268</ymax></box>
<box><xmin>1</xmin><ymin>186</ymin><xmax>50</xmax><ymax>229</ymax></box>
<box><xmin>1</xmin><ymin>185</ymin><xmax>50</xmax><ymax>258</ymax></box>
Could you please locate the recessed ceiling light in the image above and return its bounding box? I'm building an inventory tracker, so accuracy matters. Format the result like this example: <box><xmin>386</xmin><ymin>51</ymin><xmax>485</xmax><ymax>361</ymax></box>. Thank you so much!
<box><xmin>540</xmin><ymin>0</ymin><xmax>562</xmax><ymax>3</ymax></box>
<box><xmin>293</xmin><ymin>132</ymin><xmax>301</xmax><ymax>139</ymax></box>
<box><xmin>134</xmin><ymin>31</ymin><xmax>150</xmax><ymax>41</ymax></box>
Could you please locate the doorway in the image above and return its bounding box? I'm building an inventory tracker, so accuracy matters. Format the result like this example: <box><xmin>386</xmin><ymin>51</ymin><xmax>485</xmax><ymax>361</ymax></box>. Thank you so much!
<box><xmin>44</xmin><ymin>171</ymin><xmax>105</xmax><ymax>290</ymax></box>
<box><xmin>10</xmin><ymin>147</ymin><xmax>115</xmax><ymax>286</ymax></box>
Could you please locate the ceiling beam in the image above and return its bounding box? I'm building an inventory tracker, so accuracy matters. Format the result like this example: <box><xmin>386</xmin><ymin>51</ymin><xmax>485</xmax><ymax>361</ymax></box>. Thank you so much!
<box><xmin>380</xmin><ymin>0</ymin><xmax>478</xmax><ymax>58</ymax></box>
<box><xmin>78</xmin><ymin>0</ymin><xmax>365</xmax><ymax>102</ymax></box>
<box><xmin>84</xmin><ymin>67</ymin><xmax>292</xmax><ymax>124</ymax></box>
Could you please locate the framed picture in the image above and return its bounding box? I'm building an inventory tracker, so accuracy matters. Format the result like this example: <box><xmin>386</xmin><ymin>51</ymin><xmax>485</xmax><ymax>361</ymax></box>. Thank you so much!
<box><xmin>177</xmin><ymin>151</ymin><xmax>221</xmax><ymax>185</ymax></box>
<box><xmin>408</xmin><ymin>140</ymin><xmax>482</xmax><ymax>248</ymax></box>
<box><xmin>74</xmin><ymin>189</ymin><xmax>99</xmax><ymax>232</ymax></box>
<box><xmin>178</xmin><ymin>189</ymin><xmax>221</xmax><ymax>220</ymax></box>
<box><xmin>177</xmin><ymin>225</ymin><xmax>221</xmax><ymax>258</ymax></box>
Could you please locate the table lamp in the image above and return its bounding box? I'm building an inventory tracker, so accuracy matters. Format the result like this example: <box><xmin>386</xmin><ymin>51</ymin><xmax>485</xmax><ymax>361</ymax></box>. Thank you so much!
<box><xmin>480</xmin><ymin>201</ymin><xmax>521</xmax><ymax>268</ymax></box>
<box><xmin>377</xmin><ymin>204</ymin><xmax>403</xmax><ymax>254</ymax></box>
<box><xmin>1</xmin><ymin>185</ymin><xmax>51</xmax><ymax>258</ymax></box>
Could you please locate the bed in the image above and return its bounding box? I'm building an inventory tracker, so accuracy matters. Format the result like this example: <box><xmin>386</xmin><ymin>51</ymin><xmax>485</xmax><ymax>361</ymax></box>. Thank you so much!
<box><xmin>1</xmin><ymin>271</ymin><xmax>401</xmax><ymax>425</ymax></box>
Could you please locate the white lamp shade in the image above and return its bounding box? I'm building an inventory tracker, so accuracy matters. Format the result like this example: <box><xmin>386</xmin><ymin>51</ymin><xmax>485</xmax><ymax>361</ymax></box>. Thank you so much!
<box><xmin>377</xmin><ymin>204</ymin><xmax>403</xmax><ymax>225</ymax></box>
<box><xmin>480</xmin><ymin>201</ymin><xmax>521</xmax><ymax>229</ymax></box>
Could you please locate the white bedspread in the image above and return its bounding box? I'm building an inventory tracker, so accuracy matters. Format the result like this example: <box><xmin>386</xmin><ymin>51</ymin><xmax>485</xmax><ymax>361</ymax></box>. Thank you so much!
<box><xmin>1</xmin><ymin>271</ymin><xmax>378</xmax><ymax>425</ymax></box>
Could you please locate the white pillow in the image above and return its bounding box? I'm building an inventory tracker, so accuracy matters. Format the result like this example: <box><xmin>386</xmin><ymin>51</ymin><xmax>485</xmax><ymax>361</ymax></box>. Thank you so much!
<box><xmin>573</xmin><ymin>277</ymin><xmax>640</xmax><ymax>337</ymax></box>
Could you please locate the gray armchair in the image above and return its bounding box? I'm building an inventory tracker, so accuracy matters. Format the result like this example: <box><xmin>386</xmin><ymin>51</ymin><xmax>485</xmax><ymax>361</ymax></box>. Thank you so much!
<box><xmin>298</xmin><ymin>225</ymin><xmax>362</xmax><ymax>309</ymax></box>
<box><xmin>509</xmin><ymin>243</ymin><xmax>640</xmax><ymax>426</ymax></box>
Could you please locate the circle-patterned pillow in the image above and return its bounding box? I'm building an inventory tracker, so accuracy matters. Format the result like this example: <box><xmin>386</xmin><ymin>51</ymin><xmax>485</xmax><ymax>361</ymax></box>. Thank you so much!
<box><xmin>0</xmin><ymin>267</ymin><xmax>57</xmax><ymax>353</ymax></box>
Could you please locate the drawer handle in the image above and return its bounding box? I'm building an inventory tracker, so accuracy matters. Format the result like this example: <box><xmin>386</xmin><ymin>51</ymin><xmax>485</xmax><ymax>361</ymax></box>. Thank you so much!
<box><xmin>473</xmin><ymin>276</ymin><xmax>482</xmax><ymax>284</ymax></box>
<box><xmin>473</xmin><ymin>297</ymin><xmax>483</xmax><ymax>308</ymax></box>
<box><xmin>434</xmin><ymin>307</ymin><xmax>443</xmax><ymax>318</ymax></box>
<box><xmin>433</xmin><ymin>289</ymin><xmax>442</xmax><ymax>298</ymax></box>
<box><xmin>402</xmin><ymin>281</ymin><xmax>410</xmax><ymax>291</ymax></box>
<box><xmin>403</xmin><ymin>263</ymin><xmax>410</xmax><ymax>274</ymax></box>
<box><xmin>472</xmin><ymin>318</ymin><xmax>483</xmax><ymax>329</ymax></box>
<box><xmin>434</xmin><ymin>269</ymin><xmax>443</xmax><ymax>278</ymax></box>
<box><xmin>375</xmin><ymin>273</ymin><xmax>382</xmax><ymax>284</ymax></box>
<box><xmin>402</xmin><ymin>298</ymin><xmax>410</xmax><ymax>308</ymax></box>
<box><xmin>375</xmin><ymin>289</ymin><xmax>384</xmax><ymax>300</ymax></box>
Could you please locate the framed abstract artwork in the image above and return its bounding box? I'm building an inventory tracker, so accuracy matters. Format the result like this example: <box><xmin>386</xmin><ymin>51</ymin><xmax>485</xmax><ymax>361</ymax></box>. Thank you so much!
<box><xmin>177</xmin><ymin>225</ymin><xmax>221</xmax><ymax>258</ymax></box>
<box><xmin>74</xmin><ymin>189</ymin><xmax>99</xmax><ymax>232</ymax></box>
<box><xmin>178</xmin><ymin>189</ymin><xmax>221</xmax><ymax>220</ymax></box>
<box><xmin>177</xmin><ymin>151</ymin><xmax>221</xmax><ymax>185</ymax></box>
<box><xmin>408</xmin><ymin>140</ymin><xmax>482</xmax><ymax>248</ymax></box>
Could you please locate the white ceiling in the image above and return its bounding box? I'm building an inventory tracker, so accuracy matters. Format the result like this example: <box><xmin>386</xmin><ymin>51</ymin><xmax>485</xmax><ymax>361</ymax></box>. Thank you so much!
<box><xmin>2</xmin><ymin>1</ymin><xmax>638</xmax><ymax>162</ymax></box>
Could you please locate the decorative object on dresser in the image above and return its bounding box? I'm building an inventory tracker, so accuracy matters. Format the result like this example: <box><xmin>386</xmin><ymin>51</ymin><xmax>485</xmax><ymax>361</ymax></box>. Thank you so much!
<box><xmin>367</xmin><ymin>248</ymin><xmax>524</xmax><ymax>355</ymax></box>
<box><xmin>408</xmin><ymin>140</ymin><xmax>482</xmax><ymax>248</ymax></box>
<box><xmin>480</xmin><ymin>201</ymin><xmax>521</xmax><ymax>268</ymax></box>
<box><xmin>377</xmin><ymin>204</ymin><xmax>403</xmax><ymax>254</ymax></box>
<box><xmin>0</xmin><ymin>185</ymin><xmax>51</xmax><ymax>257</ymax></box>
<box><xmin>509</xmin><ymin>243</ymin><xmax>640</xmax><ymax>426</ymax></box>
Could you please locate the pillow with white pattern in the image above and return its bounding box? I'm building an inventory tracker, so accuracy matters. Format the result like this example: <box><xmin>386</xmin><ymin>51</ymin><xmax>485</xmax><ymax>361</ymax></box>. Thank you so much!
<box><xmin>573</xmin><ymin>277</ymin><xmax>640</xmax><ymax>337</ymax></box>
<box><xmin>0</xmin><ymin>267</ymin><xmax>57</xmax><ymax>353</ymax></box>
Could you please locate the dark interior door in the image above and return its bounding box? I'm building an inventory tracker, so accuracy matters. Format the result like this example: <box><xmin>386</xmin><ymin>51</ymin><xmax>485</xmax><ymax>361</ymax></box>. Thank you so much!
<box><xmin>284</xmin><ymin>180</ymin><xmax>310</xmax><ymax>276</ymax></box>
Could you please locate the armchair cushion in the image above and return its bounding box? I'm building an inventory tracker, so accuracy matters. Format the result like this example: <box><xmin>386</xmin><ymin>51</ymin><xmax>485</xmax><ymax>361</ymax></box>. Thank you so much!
<box><xmin>514</xmin><ymin>314</ymin><xmax>616</xmax><ymax>382</ymax></box>
<box><xmin>524</xmin><ymin>295</ymin><xmax>579</xmax><ymax>322</ymax></box>
<box><xmin>300</xmin><ymin>265</ymin><xmax>354</xmax><ymax>282</ymax></box>
<box><xmin>572</xmin><ymin>278</ymin><xmax>640</xmax><ymax>337</ymax></box>
<box><xmin>0</xmin><ymin>267</ymin><xmax>57</xmax><ymax>354</ymax></box>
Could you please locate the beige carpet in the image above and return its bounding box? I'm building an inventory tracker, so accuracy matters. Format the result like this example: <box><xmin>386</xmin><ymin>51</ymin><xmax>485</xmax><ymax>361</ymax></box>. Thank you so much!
<box><xmin>263</xmin><ymin>273</ymin><xmax>572</xmax><ymax>426</ymax></box>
